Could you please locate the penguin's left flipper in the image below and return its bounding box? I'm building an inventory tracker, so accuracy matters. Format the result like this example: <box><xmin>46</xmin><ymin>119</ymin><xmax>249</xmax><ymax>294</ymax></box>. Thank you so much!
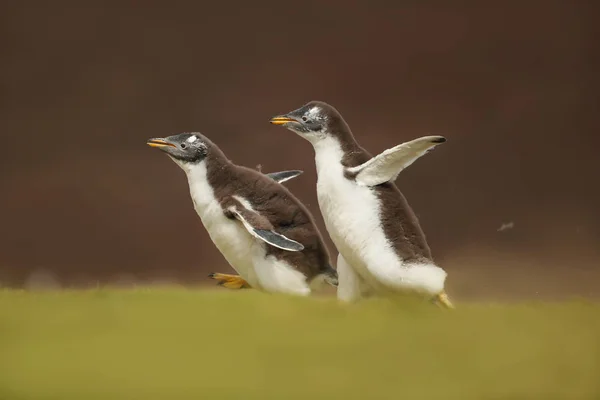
<box><xmin>226</xmin><ymin>205</ymin><xmax>305</xmax><ymax>252</ymax></box>
<box><xmin>348</xmin><ymin>136</ymin><xmax>447</xmax><ymax>186</ymax></box>
<box><xmin>265</xmin><ymin>170</ymin><xmax>303</xmax><ymax>184</ymax></box>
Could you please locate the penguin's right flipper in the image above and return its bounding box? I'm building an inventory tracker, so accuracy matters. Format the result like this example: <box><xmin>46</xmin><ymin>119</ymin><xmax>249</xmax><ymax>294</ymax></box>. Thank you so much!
<box><xmin>227</xmin><ymin>204</ymin><xmax>305</xmax><ymax>252</ymax></box>
<box><xmin>347</xmin><ymin>136</ymin><xmax>446</xmax><ymax>186</ymax></box>
<box><xmin>265</xmin><ymin>170</ymin><xmax>303</xmax><ymax>184</ymax></box>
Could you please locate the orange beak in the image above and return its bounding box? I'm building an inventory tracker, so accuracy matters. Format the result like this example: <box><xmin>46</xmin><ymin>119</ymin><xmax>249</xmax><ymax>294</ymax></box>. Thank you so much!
<box><xmin>147</xmin><ymin>139</ymin><xmax>176</xmax><ymax>149</ymax></box>
<box><xmin>269</xmin><ymin>116</ymin><xmax>297</xmax><ymax>126</ymax></box>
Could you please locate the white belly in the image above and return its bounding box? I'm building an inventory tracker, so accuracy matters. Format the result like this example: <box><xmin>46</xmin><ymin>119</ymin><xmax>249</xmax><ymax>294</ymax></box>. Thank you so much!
<box><xmin>195</xmin><ymin>198</ymin><xmax>261</xmax><ymax>288</ymax></box>
<box><xmin>316</xmin><ymin>166</ymin><xmax>399</xmax><ymax>291</ymax></box>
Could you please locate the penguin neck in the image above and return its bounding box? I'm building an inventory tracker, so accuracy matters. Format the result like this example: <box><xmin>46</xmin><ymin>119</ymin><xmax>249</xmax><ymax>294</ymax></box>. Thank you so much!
<box><xmin>313</xmin><ymin>129</ymin><xmax>364</xmax><ymax>171</ymax></box>
<box><xmin>182</xmin><ymin>153</ymin><xmax>233</xmax><ymax>211</ymax></box>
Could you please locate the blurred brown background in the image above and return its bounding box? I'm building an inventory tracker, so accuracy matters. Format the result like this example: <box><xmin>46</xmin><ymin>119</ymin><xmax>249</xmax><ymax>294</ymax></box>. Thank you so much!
<box><xmin>0</xmin><ymin>1</ymin><xmax>598</xmax><ymax>299</ymax></box>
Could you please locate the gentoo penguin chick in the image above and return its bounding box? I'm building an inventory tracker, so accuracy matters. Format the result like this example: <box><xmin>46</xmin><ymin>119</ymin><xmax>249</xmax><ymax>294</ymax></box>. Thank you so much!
<box><xmin>147</xmin><ymin>132</ymin><xmax>337</xmax><ymax>295</ymax></box>
<box><xmin>270</xmin><ymin>101</ymin><xmax>453</xmax><ymax>308</ymax></box>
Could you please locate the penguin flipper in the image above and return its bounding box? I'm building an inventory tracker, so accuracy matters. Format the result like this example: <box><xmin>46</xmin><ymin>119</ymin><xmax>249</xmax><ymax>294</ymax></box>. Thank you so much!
<box><xmin>252</xmin><ymin>228</ymin><xmax>305</xmax><ymax>251</ymax></box>
<box><xmin>228</xmin><ymin>206</ymin><xmax>305</xmax><ymax>252</ymax></box>
<box><xmin>348</xmin><ymin>136</ymin><xmax>446</xmax><ymax>186</ymax></box>
<box><xmin>265</xmin><ymin>170</ymin><xmax>303</xmax><ymax>184</ymax></box>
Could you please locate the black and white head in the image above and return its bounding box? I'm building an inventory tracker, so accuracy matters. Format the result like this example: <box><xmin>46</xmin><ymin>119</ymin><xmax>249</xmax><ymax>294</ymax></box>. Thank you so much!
<box><xmin>269</xmin><ymin>101</ymin><xmax>351</xmax><ymax>144</ymax></box>
<box><xmin>147</xmin><ymin>132</ymin><xmax>209</xmax><ymax>169</ymax></box>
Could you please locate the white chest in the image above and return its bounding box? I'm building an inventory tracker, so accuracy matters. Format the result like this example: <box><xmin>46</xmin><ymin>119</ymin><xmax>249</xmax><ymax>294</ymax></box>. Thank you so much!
<box><xmin>185</xmin><ymin>164</ymin><xmax>260</xmax><ymax>287</ymax></box>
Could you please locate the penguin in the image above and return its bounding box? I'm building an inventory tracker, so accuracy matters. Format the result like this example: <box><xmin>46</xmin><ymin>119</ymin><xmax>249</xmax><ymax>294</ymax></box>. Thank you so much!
<box><xmin>269</xmin><ymin>101</ymin><xmax>453</xmax><ymax>308</ymax></box>
<box><xmin>147</xmin><ymin>132</ymin><xmax>338</xmax><ymax>296</ymax></box>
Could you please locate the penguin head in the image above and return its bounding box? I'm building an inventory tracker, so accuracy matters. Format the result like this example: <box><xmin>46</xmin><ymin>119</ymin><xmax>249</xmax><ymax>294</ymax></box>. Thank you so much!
<box><xmin>147</xmin><ymin>132</ymin><xmax>209</xmax><ymax>166</ymax></box>
<box><xmin>269</xmin><ymin>101</ymin><xmax>350</xmax><ymax>144</ymax></box>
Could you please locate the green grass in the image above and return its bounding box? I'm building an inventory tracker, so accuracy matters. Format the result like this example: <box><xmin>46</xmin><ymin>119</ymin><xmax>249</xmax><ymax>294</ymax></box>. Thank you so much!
<box><xmin>0</xmin><ymin>288</ymin><xmax>599</xmax><ymax>400</ymax></box>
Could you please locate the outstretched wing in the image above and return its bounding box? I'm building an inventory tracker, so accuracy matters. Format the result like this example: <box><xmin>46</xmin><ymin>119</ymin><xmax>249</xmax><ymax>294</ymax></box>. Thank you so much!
<box><xmin>347</xmin><ymin>136</ymin><xmax>446</xmax><ymax>186</ymax></box>
<box><xmin>225</xmin><ymin>197</ymin><xmax>304</xmax><ymax>252</ymax></box>
<box><xmin>265</xmin><ymin>170</ymin><xmax>303</xmax><ymax>184</ymax></box>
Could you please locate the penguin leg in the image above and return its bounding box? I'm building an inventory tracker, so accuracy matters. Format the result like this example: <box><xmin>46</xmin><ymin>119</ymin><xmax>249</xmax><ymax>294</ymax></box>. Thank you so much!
<box><xmin>208</xmin><ymin>273</ymin><xmax>252</xmax><ymax>289</ymax></box>
<box><xmin>336</xmin><ymin>254</ymin><xmax>372</xmax><ymax>302</ymax></box>
<box><xmin>433</xmin><ymin>290</ymin><xmax>454</xmax><ymax>309</ymax></box>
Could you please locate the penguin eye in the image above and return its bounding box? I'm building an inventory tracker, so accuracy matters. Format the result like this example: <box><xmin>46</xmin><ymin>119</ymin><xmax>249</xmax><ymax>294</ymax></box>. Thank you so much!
<box><xmin>302</xmin><ymin>116</ymin><xmax>308</xmax><ymax>122</ymax></box>
<box><xmin>180</xmin><ymin>143</ymin><xmax>187</xmax><ymax>149</ymax></box>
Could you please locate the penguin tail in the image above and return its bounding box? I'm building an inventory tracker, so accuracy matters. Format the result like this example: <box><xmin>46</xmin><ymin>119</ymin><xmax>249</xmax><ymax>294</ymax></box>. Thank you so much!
<box><xmin>319</xmin><ymin>265</ymin><xmax>338</xmax><ymax>287</ymax></box>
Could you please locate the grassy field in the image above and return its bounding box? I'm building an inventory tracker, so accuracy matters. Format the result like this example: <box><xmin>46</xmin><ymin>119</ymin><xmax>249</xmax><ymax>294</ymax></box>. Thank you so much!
<box><xmin>0</xmin><ymin>288</ymin><xmax>599</xmax><ymax>399</ymax></box>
